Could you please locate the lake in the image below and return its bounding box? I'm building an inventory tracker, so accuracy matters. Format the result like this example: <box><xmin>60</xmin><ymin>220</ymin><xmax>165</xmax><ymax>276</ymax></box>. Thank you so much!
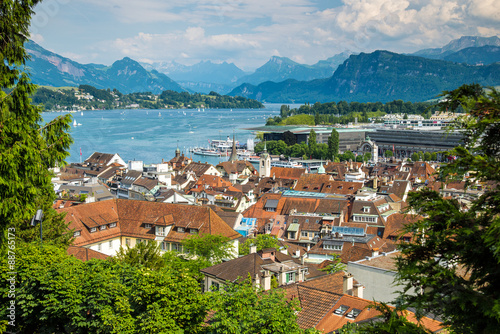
<box><xmin>41</xmin><ymin>104</ymin><xmax>287</xmax><ymax>165</ymax></box>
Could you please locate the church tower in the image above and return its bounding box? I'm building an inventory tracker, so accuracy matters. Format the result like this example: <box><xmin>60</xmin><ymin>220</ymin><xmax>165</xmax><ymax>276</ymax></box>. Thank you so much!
<box><xmin>259</xmin><ymin>142</ymin><xmax>271</xmax><ymax>178</ymax></box>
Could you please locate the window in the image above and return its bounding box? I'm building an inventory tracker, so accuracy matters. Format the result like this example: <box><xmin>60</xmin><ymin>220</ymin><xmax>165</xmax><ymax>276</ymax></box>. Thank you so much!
<box><xmin>98</xmin><ymin>243</ymin><xmax>102</xmax><ymax>251</ymax></box>
<box><xmin>301</xmin><ymin>231</ymin><xmax>308</xmax><ymax>237</ymax></box>
<box><xmin>334</xmin><ymin>305</ymin><xmax>349</xmax><ymax>315</ymax></box>
<box><xmin>177</xmin><ymin>227</ymin><xmax>185</xmax><ymax>233</ymax></box>
<box><xmin>346</xmin><ymin>308</ymin><xmax>362</xmax><ymax>319</ymax></box>
<box><xmin>125</xmin><ymin>238</ymin><xmax>130</xmax><ymax>247</ymax></box>
<box><xmin>90</xmin><ymin>227</ymin><xmax>97</xmax><ymax>233</ymax></box>
<box><xmin>73</xmin><ymin>231</ymin><xmax>81</xmax><ymax>237</ymax></box>
<box><xmin>144</xmin><ymin>223</ymin><xmax>152</xmax><ymax>229</ymax></box>
<box><xmin>109</xmin><ymin>222</ymin><xmax>117</xmax><ymax>228</ymax></box>
<box><xmin>305</xmin><ymin>219</ymin><xmax>309</xmax><ymax>223</ymax></box>
<box><xmin>324</xmin><ymin>244</ymin><xmax>343</xmax><ymax>251</ymax></box>
<box><xmin>363</xmin><ymin>206</ymin><xmax>370</xmax><ymax>213</ymax></box>
<box><xmin>289</xmin><ymin>231</ymin><xmax>296</xmax><ymax>239</ymax></box>
<box><xmin>211</xmin><ymin>281</ymin><xmax>220</xmax><ymax>291</ymax></box>
<box><xmin>160</xmin><ymin>242</ymin><xmax>169</xmax><ymax>251</ymax></box>
<box><xmin>292</xmin><ymin>219</ymin><xmax>298</xmax><ymax>224</ymax></box>
<box><xmin>109</xmin><ymin>240</ymin><xmax>113</xmax><ymax>248</ymax></box>
<box><xmin>100</xmin><ymin>225</ymin><xmax>106</xmax><ymax>230</ymax></box>
<box><xmin>190</xmin><ymin>228</ymin><xmax>197</xmax><ymax>234</ymax></box>
<box><xmin>286</xmin><ymin>272</ymin><xmax>295</xmax><ymax>283</ymax></box>
<box><xmin>156</xmin><ymin>226</ymin><xmax>166</xmax><ymax>236</ymax></box>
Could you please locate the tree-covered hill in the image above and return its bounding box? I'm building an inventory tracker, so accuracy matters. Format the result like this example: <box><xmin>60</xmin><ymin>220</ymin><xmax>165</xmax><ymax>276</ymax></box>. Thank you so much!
<box><xmin>31</xmin><ymin>85</ymin><xmax>264</xmax><ymax>111</ymax></box>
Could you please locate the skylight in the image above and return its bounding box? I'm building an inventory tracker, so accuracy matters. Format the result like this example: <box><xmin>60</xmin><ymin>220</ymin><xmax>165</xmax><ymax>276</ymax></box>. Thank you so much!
<box><xmin>334</xmin><ymin>305</ymin><xmax>349</xmax><ymax>315</ymax></box>
<box><xmin>346</xmin><ymin>308</ymin><xmax>362</xmax><ymax>319</ymax></box>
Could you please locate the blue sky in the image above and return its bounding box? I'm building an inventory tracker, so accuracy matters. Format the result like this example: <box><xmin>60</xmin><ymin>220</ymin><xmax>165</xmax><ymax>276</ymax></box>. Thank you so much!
<box><xmin>30</xmin><ymin>0</ymin><xmax>500</xmax><ymax>71</ymax></box>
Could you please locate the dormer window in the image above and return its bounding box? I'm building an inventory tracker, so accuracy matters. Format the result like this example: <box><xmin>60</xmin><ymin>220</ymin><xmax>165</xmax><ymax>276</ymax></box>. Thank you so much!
<box><xmin>363</xmin><ymin>206</ymin><xmax>370</xmax><ymax>213</ymax></box>
<box><xmin>156</xmin><ymin>226</ymin><xmax>166</xmax><ymax>236</ymax></box>
<box><xmin>109</xmin><ymin>222</ymin><xmax>117</xmax><ymax>228</ymax></box>
<box><xmin>177</xmin><ymin>227</ymin><xmax>185</xmax><ymax>233</ymax></box>
<box><xmin>100</xmin><ymin>225</ymin><xmax>106</xmax><ymax>231</ymax></box>
<box><xmin>90</xmin><ymin>227</ymin><xmax>97</xmax><ymax>233</ymax></box>
<box><xmin>73</xmin><ymin>231</ymin><xmax>81</xmax><ymax>237</ymax></box>
<box><xmin>145</xmin><ymin>223</ymin><xmax>152</xmax><ymax>229</ymax></box>
<box><xmin>334</xmin><ymin>305</ymin><xmax>349</xmax><ymax>315</ymax></box>
<box><xmin>190</xmin><ymin>228</ymin><xmax>197</xmax><ymax>234</ymax></box>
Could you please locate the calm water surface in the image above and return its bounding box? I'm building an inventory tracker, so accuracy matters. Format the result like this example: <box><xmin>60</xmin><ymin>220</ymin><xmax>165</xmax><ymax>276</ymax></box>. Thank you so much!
<box><xmin>42</xmin><ymin>104</ymin><xmax>287</xmax><ymax>165</ymax></box>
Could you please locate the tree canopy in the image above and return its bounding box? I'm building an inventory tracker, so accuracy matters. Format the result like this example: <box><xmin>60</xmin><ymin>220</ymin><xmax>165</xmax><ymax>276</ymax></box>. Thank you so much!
<box><xmin>396</xmin><ymin>84</ymin><xmax>500</xmax><ymax>333</ymax></box>
<box><xmin>0</xmin><ymin>0</ymin><xmax>73</xmax><ymax>244</ymax></box>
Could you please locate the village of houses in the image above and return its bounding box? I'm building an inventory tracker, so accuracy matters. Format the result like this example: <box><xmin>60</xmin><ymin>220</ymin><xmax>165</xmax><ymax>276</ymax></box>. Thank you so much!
<box><xmin>52</xmin><ymin>140</ymin><xmax>481</xmax><ymax>333</ymax></box>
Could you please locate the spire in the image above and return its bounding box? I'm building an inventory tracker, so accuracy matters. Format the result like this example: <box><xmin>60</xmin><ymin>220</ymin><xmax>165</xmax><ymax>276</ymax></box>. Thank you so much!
<box><xmin>175</xmin><ymin>140</ymin><xmax>180</xmax><ymax>158</ymax></box>
<box><xmin>229</xmin><ymin>132</ymin><xmax>238</xmax><ymax>162</ymax></box>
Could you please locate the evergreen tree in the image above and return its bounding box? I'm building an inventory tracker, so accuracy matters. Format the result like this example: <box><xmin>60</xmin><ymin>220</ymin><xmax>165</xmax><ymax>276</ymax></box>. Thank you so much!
<box><xmin>308</xmin><ymin>129</ymin><xmax>317</xmax><ymax>158</ymax></box>
<box><xmin>327</xmin><ymin>128</ymin><xmax>340</xmax><ymax>160</ymax></box>
<box><xmin>396</xmin><ymin>84</ymin><xmax>500</xmax><ymax>333</ymax></box>
<box><xmin>0</xmin><ymin>0</ymin><xmax>73</xmax><ymax>244</ymax></box>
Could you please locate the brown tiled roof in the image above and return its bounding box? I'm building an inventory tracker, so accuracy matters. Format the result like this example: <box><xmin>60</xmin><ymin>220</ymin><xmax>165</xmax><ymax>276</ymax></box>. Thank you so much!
<box><xmin>299</xmin><ymin>272</ymin><xmax>346</xmax><ymax>295</ymax></box>
<box><xmin>85</xmin><ymin>152</ymin><xmax>116</xmax><ymax>166</ymax></box>
<box><xmin>201</xmin><ymin>253</ymin><xmax>267</xmax><ymax>282</ymax></box>
<box><xmin>196</xmin><ymin>175</ymin><xmax>232</xmax><ymax>188</ymax></box>
<box><xmin>294</xmin><ymin>174</ymin><xmax>363</xmax><ymax>195</ymax></box>
<box><xmin>121</xmin><ymin>170</ymin><xmax>142</xmax><ymax>185</ymax></box>
<box><xmin>316</xmin><ymin>294</ymin><xmax>444</xmax><ymax>333</ymax></box>
<box><xmin>270</xmin><ymin>167</ymin><xmax>306</xmax><ymax>180</ymax></box>
<box><xmin>183</xmin><ymin>162</ymin><xmax>215</xmax><ymax>178</ymax></box>
<box><xmin>383</xmin><ymin>213</ymin><xmax>421</xmax><ymax>240</ymax></box>
<box><xmin>324</xmin><ymin>162</ymin><xmax>347</xmax><ymax>180</ymax></box>
<box><xmin>67</xmin><ymin>245</ymin><xmax>110</xmax><ymax>261</ymax></box>
<box><xmin>61</xmin><ymin>199</ymin><xmax>240</xmax><ymax>246</ymax></box>
<box><xmin>133</xmin><ymin>177</ymin><xmax>159</xmax><ymax>191</ymax></box>
<box><xmin>281</xmin><ymin>284</ymin><xmax>342</xmax><ymax>329</ymax></box>
<box><xmin>217</xmin><ymin>161</ymin><xmax>256</xmax><ymax>175</ymax></box>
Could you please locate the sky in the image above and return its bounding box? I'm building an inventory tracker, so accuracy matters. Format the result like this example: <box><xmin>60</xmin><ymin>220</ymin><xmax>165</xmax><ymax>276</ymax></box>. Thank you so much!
<box><xmin>30</xmin><ymin>0</ymin><xmax>500</xmax><ymax>71</ymax></box>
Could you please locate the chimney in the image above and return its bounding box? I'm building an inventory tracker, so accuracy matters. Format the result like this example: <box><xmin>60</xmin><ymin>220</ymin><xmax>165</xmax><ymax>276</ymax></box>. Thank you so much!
<box><xmin>250</xmin><ymin>245</ymin><xmax>257</xmax><ymax>254</ymax></box>
<box><xmin>255</xmin><ymin>273</ymin><xmax>260</xmax><ymax>289</ymax></box>
<box><xmin>353</xmin><ymin>284</ymin><xmax>364</xmax><ymax>299</ymax></box>
<box><xmin>373</xmin><ymin>177</ymin><xmax>378</xmax><ymax>189</ymax></box>
<box><xmin>300</xmin><ymin>255</ymin><xmax>305</xmax><ymax>265</ymax></box>
<box><xmin>296</xmin><ymin>249</ymin><xmax>300</xmax><ymax>258</ymax></box>
<box><xmin>372</xmin><ymin>248</ymin><xmax>379</xmax><ymax>257</ymax></box>
<box><xmin>343</xmin><ymin>273</ymin><xmax>353</xmax><ymax>295</ymax></box>
<box><xmin>263</xmin><ymin>270</ymin><xmax>271</xmax><ymax>291</ymax></box>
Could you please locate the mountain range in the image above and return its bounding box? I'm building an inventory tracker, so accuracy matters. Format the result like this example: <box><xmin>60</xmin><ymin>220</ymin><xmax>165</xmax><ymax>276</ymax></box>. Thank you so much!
<box><xmin>24</xmin><ymin>36</ymin><xmax>500</xmax><ymax>102</ymax></box>
<box><xmin>25</xmin><ymin>41</ymin><xmax>184</xmax><ymax>94</ymax></box>
<box><xmin>229</xmin><ymin>50</ymin><xmax>500</xmax><ymax>103</ymax></box>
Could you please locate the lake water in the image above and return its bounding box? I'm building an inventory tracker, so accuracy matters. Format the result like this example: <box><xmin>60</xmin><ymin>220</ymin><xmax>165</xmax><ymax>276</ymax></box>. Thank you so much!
<box><xmin>41</xmin><ymin>104</ymin><xmax>286</xmax><ymax>165</ymax></box>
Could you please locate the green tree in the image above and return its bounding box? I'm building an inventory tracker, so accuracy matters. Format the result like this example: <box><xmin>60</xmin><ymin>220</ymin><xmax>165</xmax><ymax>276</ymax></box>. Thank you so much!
<box><xmin>320</xmin><ymin>254</ymin><xmax>346</xmax><ymax>274</ymax></box>
<box><xmin>396</xmin><ymin>84</ymin><xmax>500</xmax><ymax>333</ymax></box>
<box><xmin>0</xmin><ymin>242</ymin><xmax>209</xmax><ymax>333</ymax></box>
<box><xmin>411</xmin><ymin>152</ymin><xmax>420</xmax><ymax>162</ymax></box>
<box><xmin>327</xmin><ymin>128</ymin><xmax>340</xmax><ymax>160</ymax></box>
<box><xmin>239</xmin><ymin>234</ymin><xmax>281</xmax><ymax>256</ymax></box>
<box><xmin>363</xmin><ymin>152</ymin><xmax>372</xmax><ymax>162</ymax></box>
<box><xmin>0</xmin><ymin>0</ymin><xmax>73</xmax><ymax>244</ymax></box>
<box><xmin>282</xmin><ymin>130</ymin><xmax>297</xmax><ymax>146</ymax></box>
<box><xmin>308</xmin><ymin>129</ymin><xmax>317</xmax><ymax>157</ymax></box>
<box><xmin>181</xmin><ymin>233</ymin><xmax>233</xmax><ymax>265</ymax></box>
<box><xmin>423</xmin><ymin>152</ymin><xmax>431</xmax><ymax>161</ymax></box>
<box><xmin>384</xmin><ymin>150</ymin><xmax>394</xmax><ymax>159</ymax></box>
<box><xmin>115</xmin><ymin>241</ymin><xmax>165</xmax><ymax>271</ymax></box>
<box><xmin>208</xmin><ymin>281</ymin><xmax>306</xmax><ymax>334</ymax></box>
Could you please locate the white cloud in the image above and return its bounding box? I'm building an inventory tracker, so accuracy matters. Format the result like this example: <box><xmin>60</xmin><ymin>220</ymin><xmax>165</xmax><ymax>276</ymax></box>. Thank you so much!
<box><xmin>33</xmin><ymin>0</ymin><xmax>500</xmax><ymax>70</ymax></box>
<box><xmin>30</xmin><ymin>33</ymin><xmax>45</xmax><ymax>44</ymax></box>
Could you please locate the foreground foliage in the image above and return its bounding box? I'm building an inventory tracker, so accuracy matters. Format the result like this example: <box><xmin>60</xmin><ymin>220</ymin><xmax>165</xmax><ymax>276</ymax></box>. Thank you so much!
<box><xmin>396</xmin><ymin>84</ymin><xmax>500</xmax><ymax>333</ymax></box>
<box><xmin>0</xmin><ymin>243</ymin><xmax>208</xmax><ymax>333</ymax></box>
<box><xmin>0</xmin><ymin>0</ymin><xmax>73</xmax><ymax>245</ymax></box>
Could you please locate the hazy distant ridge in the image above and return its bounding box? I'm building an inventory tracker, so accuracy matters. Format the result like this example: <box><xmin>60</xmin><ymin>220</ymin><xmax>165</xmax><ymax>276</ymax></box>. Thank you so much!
<box><xmin>25</xmin><ymin>41</ymin><xmax>184</xmax><ymax>94</ymax></box>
